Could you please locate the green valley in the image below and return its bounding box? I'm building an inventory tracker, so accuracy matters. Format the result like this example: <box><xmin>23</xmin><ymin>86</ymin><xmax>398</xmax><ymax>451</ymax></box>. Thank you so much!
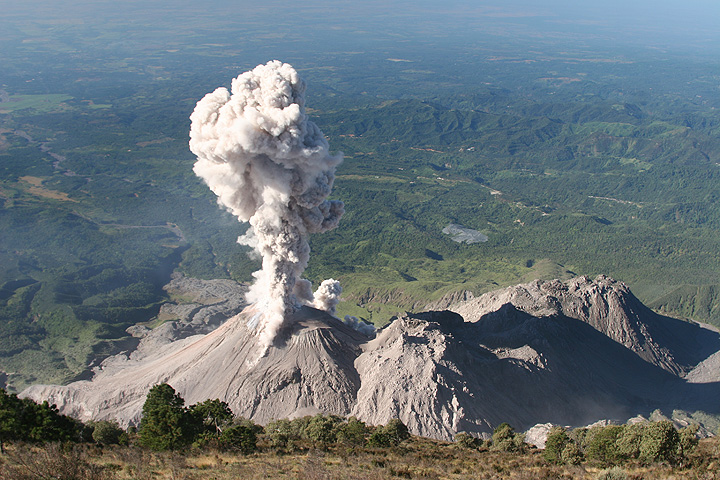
<box><xmin>1</xmin><ymin>0</ymin><xmax>720</xmax><ymax>391</ymax></box>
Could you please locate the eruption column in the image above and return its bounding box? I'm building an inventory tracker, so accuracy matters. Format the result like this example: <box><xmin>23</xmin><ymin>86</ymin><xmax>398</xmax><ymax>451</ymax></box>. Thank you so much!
<box><xmin>189</xmin><ymin>61</ymin><xmax>344</xmax><ymax>349</ymax></box>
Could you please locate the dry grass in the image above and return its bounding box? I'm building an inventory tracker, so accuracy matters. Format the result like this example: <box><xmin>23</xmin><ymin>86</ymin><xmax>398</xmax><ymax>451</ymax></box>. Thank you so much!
<box><xmin>2</xmin><ymin>437</ymin><xmax>720</xmax><ymax>480</ymax></box>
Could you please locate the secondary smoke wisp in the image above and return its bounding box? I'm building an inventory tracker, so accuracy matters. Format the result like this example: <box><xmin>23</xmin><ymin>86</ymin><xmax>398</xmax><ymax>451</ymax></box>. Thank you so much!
<box><xmin>189</xmin><ymin>60</ymin><xmax>344</xmax><ymax>349</ymax></box>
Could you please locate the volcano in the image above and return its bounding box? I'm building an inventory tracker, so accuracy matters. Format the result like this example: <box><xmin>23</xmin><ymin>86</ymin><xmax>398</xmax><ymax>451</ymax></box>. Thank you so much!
<box><xmin>22</xmin><ymin>275</ymin><xmax>720</xmax><ymax>440</ymax></box>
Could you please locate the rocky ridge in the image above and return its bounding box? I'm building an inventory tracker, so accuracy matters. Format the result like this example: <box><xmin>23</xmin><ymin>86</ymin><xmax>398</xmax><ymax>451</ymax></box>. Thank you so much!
<box><xmin>22</xmin><ymin>275</ymin><xmax>720</xmax><ymax>441</ymax></box>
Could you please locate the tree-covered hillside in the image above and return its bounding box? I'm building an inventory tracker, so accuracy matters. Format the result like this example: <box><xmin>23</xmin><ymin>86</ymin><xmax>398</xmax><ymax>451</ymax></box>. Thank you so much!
<box><xmin>1</xmin><ymin>1</ymin><xmax>720</xmax><ymax>390</ymax></box>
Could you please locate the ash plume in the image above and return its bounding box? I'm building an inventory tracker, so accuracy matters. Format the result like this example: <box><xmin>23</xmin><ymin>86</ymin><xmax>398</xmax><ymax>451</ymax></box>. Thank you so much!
<box><xmin>189</xmin><ymin>61</ymin><xmax>344</xmax><ymax>349</ymax></box>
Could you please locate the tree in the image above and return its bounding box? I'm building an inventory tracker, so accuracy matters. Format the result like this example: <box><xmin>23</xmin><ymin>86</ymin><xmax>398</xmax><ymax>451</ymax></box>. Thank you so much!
<box><xmin>265</xmin><ymin>418</ymin><xmax>292</xmax><ymax>448</ymax></box>
<box><xmin>189</xmin><ymin>398</ymin><xmax>233</xmax><ymax>436</ymax></box>
<box><xmin>454</xmin><ymin>432</ymin><xmax>481</xmax><ymax>449</ymax></box>
<box><xmin>679</xmin><ymin>424</ymin><xmax>699</xmax><ymax>457</ymax></box>
<box><xmin>305</xmin><ymin>414</ymin><xmax>342</xmax><ymax>448</ymax></box>
<box><xmin>91</xmin><ymin>420</ymin><xmax>124</xmax><ymax>445</ymax></box>
<box><xmin>366</xmin><ymin>419</ymin><xmax>410</xmax><ymax>448</ymax></box>
<box><xmin>491</xmin><ymin>423</ymin><xmax>525</xmax><ymax>453</ymax></box>
<box><xmin>543</xmin><ymin>426</ymin><xmax>570</xmax><ymax>464</ymax></box>
<box><xmin>383</xmin><ymin>418</ymin><xmax>410</xmax><ymax>445</ymax></box>
<box><xmin>366</xmin><ymin>429</ymin><xmax>392</xmax><ymax>448</ymax></box>
<box><xmin>0</xmin><ymin>389</ymin><xmax>22</xmax><ymax>452</ymax></box>
<box><xmin>639</xmin><ymin>420</ymin><xmax>680</xmax><ymax>464</ymax></box>
<box><xmin>586</xmin><ymin>425</ymin><xmax>623</xmax><ymax>465</ymax></box>
<box><xmin>0</xmin><ymin>389</ymin><xmax>81</xmax><ymax>449</ymax></box>
<box><xmin>337</xmin><ymin>417</ymin><xmax>369</xmax><ymax>446</ymax></box>
<box><xmin>616</xmin><ymin>422</ymin><xmax>646</xmax><ymax>460</ymax></box>
<box><xmin>218</xmin><ymin>425</ymin><xmax>257</xmax><ymax>454</ymax></box>
<box><xmin>561</xmin><ymin>441</ymin><xmax>583</xmax><ymax>465</ymax></box>
<box><xmin>138</xmin><ymin>383</ymin><xmax>193</xmax><ymax>451</ymax></box>
<box><xmin>25</xmin><ymin>400</ymin><xmax>79</xmax><ymax>443</ymax></box>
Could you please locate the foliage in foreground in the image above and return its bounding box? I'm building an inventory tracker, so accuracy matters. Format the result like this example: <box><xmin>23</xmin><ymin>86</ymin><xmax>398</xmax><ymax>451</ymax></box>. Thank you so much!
<box><xmin>0</xmin><ymin>385</ymin><xmax>709</xmax><ymax>479</ymax></box>
<box><xmin>0</xmin><ymin>389</ymin><xmax>84</xmax><ymax>451</ymax></box>
<box><xmin>543</xmin><ymin>420</ymin><xmax>699</xmax><ymax>467</ymax></box>
<box><xmin>0</xmin><ymin>433</ymin><xmax>718</xmax><ymax>480</ymax></box>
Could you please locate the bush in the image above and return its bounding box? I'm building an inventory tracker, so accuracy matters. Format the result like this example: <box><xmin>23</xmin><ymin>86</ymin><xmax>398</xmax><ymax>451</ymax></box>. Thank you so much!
<box><xmin>218</xmin><ymin>425</ymin><xmax>257</xmax><ymax>454</ymax></box>
<box><xmin>454</xmin><ymin>432</ymin><xmax>481</xmax><ymax>449</ymax></box>
<box><xmin>383</xmin><ymin>418</ymin><xmax>410</xmax><ymax>445</ymax></box>
<box><xmin>337</xmin><ymin>417</ymin><xmax>369</xmax><ymax>446</ymax></box>
<box><xmin>189</xmin><ymin>398</ymin><xmax>233</xmax><ymax>436</ymax></box>
<box><xmin>366</xmin><ymin>429</ymin><xmax>392</xmax><ymax>448</ymax></box>
<box><xmin>305</xmin><ymin>414</ymin><xmax>342</xmax><ymax>447</ymax></box>
<box><xmin>543</xmin><ymin>427</ymin><xmax>569</xmax><ymax>464</ymax></box>
<box><xmin>265</xmin><ymin>419</ymin><xmax>293</xmax><ymax>449</ymax></box>
<box><xmin>595</xmin><ymin>466</ymin><xmax>627</xmax><ymax>480</ymax></box>
<box><xmin>639</xmin><ymin>420</ymin><xmax>680</xmax><ymax>464</ymax></box>
<box><xmin>0</xmin><ymin>389</ymin><xmax>82</xmax><ymax>448</ymax></box>
<box><xmin>585</xmin><ymin>425</ymin><xmax>623</xmax><ymax>465</ymax></box>
<box><xmin>679</xmin><ymin>424</ymin><xmax>699</xmax><ymax>456</ymax></box>
<box><xmin>561</xmin><ymin>441</ymin><xmax>583</xmax><ymax>465</ymax></box>
<box><xmin>91</xmin><ymin>420</ymin><xmax>124</xmax><ymax>445</ymax></box>
<box><xmin>366</xmin><ymin>419</ymin><xmax>410</xmax><ymax>448</ymax></box>
<box><xmin>491</xmin><ymin>423</ymin><xmax>525</xmax><ymax>453</ymax></box>
<box><xmin>616</xmin><ymin>422</ymin><xmax>645</xmax><ymax>460</ymax></box>
<box><xmin>0</xmin><ymin>443</ymin><xmax>108</xmax><ymax>480</ymax></box>
<box><xmin>265</xmin><ymin>417</ymin><xmax>311</xmax><ymax>449</ymax></box>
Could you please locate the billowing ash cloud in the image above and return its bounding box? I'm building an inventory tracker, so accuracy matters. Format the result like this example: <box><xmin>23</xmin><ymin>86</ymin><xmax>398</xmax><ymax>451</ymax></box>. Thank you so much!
<box><xmin>189</xmin><ymin>61</ymin><xmax>344</xmax><ymax>349</ymax></box>
<box><xmin>343</xmin><ymin>315</ymin><xmax>377</xmax><ymax>337</ymax></box>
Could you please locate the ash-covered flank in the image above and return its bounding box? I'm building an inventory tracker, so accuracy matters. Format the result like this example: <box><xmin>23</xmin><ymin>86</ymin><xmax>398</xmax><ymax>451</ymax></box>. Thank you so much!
<box><xmin>22</xmin><ymin>275</ymin><xmax>720</xmax><ymax>441</ymax></box>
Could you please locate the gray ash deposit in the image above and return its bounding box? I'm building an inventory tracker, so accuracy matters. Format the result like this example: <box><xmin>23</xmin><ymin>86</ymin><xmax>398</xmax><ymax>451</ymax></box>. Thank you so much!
<box><xmin>23</xmin><ymin>275</ymin><xmax>720</xmax><ymax>440</ymax></box>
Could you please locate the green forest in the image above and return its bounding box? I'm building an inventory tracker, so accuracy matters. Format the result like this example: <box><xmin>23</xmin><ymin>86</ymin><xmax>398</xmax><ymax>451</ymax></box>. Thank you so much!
<box><xmin>1</xmin><ymin>1</ymin><xmax>720</xmax><ymax>391</ymax></box>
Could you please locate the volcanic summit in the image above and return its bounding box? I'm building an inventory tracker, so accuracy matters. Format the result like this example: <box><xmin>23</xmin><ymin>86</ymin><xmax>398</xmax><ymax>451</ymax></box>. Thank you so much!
<box><xmin>23</xmin><ymin>275</ymin><xmax>720</xmax><ymax>440</ymax></box>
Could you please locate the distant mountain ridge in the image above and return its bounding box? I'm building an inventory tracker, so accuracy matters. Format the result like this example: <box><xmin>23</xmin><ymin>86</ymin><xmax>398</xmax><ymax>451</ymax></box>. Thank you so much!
<box><xmin>22</xmin><ymin>276</ymin><xmax>720</xmax><ymax>440</ymax></box>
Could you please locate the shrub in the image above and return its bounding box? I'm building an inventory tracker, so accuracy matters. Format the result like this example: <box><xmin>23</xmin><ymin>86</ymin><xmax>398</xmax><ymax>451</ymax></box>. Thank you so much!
<box><xmin>543</xmin><ymin>427</ymin><xmax>570</xmax><ymax>464</ymax></box>
<box><xmin>91</xmin><ymin>420</ymin><xmax>124</xmax><ymax>445</ymax></box>
<box><xmin>383</xmin><ymin>418</ymin><xmax>410</xmax><ymax>445</ymax></box>
<box><xmin>189</xmin><ymin>398</ymin><xmax>233</xmax><ymax>436</ymax></box>
<box><xmin>595</xmin><ymin>466</ymin><xmax>627</xmax><ymax>480</ymax></box>
<box><xmin>454</xmin><ymin>432</ymin><xmax>481</xmax><ymax>449</ymax></box>
<box><xmin>265</xmin><ymin>419</ymin><xmax>293</xmax><ymax>448</ymax></box>
<box><xmin>367</xmin><ymin>419</ymin><xmax>410</xmax><ymax>448</ymax></box>
<box><xmin>0</xmin><ymin>389</ymin><xmax>82</xmax><ymax>448</ymax></box>
<box><xmin>337</xmin><ymin>417</ymin><xmax>369</xmax><ymax>446</ymax></box>
<box><xmin>366</xmin><ymin>429</ymin><xmax>392</xmax><ymax>448</ymax></box>
<box><xmin>616</xmin><ymin>422</ymin><xmax>645</xmax><ymax>460</ymax></box>
<box><xmin>265</xmin><ymin>417</ymin><xmax>310</xmax><ymax>449</ymax></box>
<box><xmin>639</xmin><ymin>420</ymin><xmax>680</xmax><ymax>464</ymax></box>
<box><xmin>219</xmin><ymin>425</ymin><xmax>257</xmax><ymax>454</ymax></box>
<box><xmin>306</xmin><ymin>414</ymin><xmax>342</xmax><ymax>447</ymax></box>
<box><xmin>491</xmin><ymin>423</ymin><xmax>525</xmax><ymax>453</ymax></box>
<box><xmin>0</xmin><ymin>443</ymin><xmax>108</xmax><ymax>480</ymax></box>
<box><xmin>561</xmin><ymin>441</ymin><xmax>583</xmax><ymax>465</ymax></box>
<box><xmin>570</xmin><ymin>427</ymin><xmax>589</xmax><ymax>450</ymax></box>
<box><xmin>679</xmin><ymin>424</ymin><xmax>699</xmax><ymax>456</ymax></box>
<box><xmin>585</xmin><ymin>425</ymin><xmax>623</xmax><ymax>465</ymax></box>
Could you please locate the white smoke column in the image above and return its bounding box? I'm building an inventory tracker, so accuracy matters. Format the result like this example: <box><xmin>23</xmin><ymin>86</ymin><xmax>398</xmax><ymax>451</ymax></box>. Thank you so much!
<box><xmin>311</xmin><ymin>279</ymin><xmax>342</xmax><ymax>316</ymax></box>
<box><xmin>189</xmin><ymin>61</ymin><xmax>344</xmax><ymax>349</ymax></box>
<box><xmin>343</xmin><ymin>315</ymin><xmax>377</xmax><ymax>337</ymax></box>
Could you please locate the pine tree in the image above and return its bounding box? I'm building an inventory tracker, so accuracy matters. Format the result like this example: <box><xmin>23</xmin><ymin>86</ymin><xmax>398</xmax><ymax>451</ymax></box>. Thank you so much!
<box><xmin>138</xmin><ymin>383</ymin><xmax>193</xmax><ymax>451</ymax></box>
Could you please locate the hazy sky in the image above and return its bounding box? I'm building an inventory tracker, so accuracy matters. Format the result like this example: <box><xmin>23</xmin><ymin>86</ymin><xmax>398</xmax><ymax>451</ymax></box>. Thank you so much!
<box><xmin>5</xmin><ymin>0</ymin><xmax>720</xmax><ymax>53</ymax></box>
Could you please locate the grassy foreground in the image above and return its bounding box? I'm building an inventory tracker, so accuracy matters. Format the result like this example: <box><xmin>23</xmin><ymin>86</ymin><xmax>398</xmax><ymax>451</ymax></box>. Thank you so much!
<box><xmin>2</xmin><ymin>436</ymin><xmax>719</xmax><ymax>480</ymax></box>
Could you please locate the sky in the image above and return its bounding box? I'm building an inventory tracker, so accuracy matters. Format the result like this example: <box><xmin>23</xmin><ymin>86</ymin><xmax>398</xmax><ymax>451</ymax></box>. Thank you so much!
<box><xmin>3</xmin><ymin>0</ymin><xmax>720</xmax><ymax>56</ymax></box>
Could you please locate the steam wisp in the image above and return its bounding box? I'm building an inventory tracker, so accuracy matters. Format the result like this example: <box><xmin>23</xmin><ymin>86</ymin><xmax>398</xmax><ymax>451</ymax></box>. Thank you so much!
<box><xmin>189</xmin><ymin>61</ymin><xmax>344</xmax><ymax>349</ymax></box>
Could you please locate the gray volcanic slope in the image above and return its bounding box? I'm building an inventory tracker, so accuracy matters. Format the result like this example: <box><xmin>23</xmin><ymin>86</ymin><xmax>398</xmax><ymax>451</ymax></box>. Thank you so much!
<box><xmin>22</xmin><ymin>276</ymin><xmax>720</xmax><ymax>440</ymax></box>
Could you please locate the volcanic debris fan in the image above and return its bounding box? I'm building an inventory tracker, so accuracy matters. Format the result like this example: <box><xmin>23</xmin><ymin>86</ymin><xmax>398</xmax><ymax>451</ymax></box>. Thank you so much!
<box><xmin>20</xmin><ymin>276</ymin><xmax>720</xmax><ymax>441</ymax></box>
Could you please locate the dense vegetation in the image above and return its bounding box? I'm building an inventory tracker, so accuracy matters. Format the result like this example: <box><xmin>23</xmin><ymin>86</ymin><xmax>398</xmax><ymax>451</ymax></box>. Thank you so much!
<box><xmin>0</xmin><ymin>385</ymin><xmax>715</xmax><ymax>479</ymax></box>
<box><xmin>1</xmin><ymin>2</ymin><xmax>720</xmax><ymax>390</ymax></box>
